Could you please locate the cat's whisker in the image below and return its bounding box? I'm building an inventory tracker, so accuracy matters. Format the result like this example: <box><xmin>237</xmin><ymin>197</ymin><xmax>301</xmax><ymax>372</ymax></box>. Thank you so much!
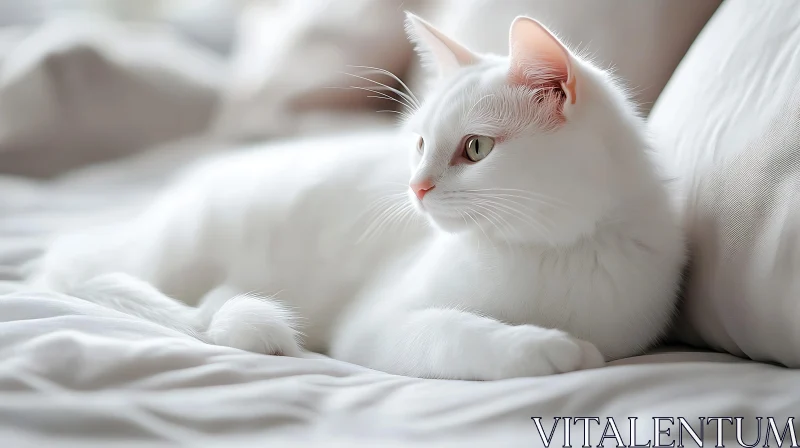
<box><xmin>469</xmin><ymin>204</ymin><xmax>515</xmax><ymax>252</ymax></box>
<box><xmin>462</xmin><ymin>187</ymin><xmax>558</xmax><ymax>194</ymax></box>
<box><xmin>354</xmin><ymin>84</ymin><xmax>411</xmax><ymax>104</ymax></box>
<box><xmin>462</xmin><ymin>188</ymin><xmax>569</xmax><ymax>206</ymax></box>
<box><xmin>377</xmin><ymin>110</ymin><xmax>413</xmax><ymax>121</ymax></box>
<box><xmin>366</xmin><ymin>94</ymin><xmax>415</xmax><ymax>110</ymax></box>
<box><xmin>346</xmin><ymin>65</ymin><xmax>422</xmax><ymax>108</ymax></box>
<box><xmin>338</xmin><ymin>73</ymin><xmax>419</xmax><ymax>110</ymax></box>
<box><xmin>340</xmin><ymin>72</ymin><xmax>420</xmax><ymax>112</ymax></box>
<box><xmin>462</xmin><ymin>209</ymin><xmax>493</xmax><ymax>251</ymax></box>
<box><xmin>398</xmin><ymin>205</ymin><xmax>419</xmax><ymax>235</ymax></box>
<box><xmin>365</xmin><ymin>196</ymin><xmax>407</xmax><ymax>220</ymax></box>
<box><xmin>325</xmin><ymin>85</ymin><xmax>393</xmax><ymax>100</ymax></box>
<box><xmin>346</xmin><ymin>67</ymin><xmax>421</xmax><ymax>109</ymax></box>
<box><xmin>467</xmin><ymin>191</ymin><xmax>558</xmax><ymax>204</ymax></box>
<box><xmin>476</xmin><ymin>201</ymin><xmax>556</xmax><ymax>246</ymax></box>
<box><xmin>384</xmin><ymin>201</ymin><xmax>415</xmax><ymax>229</ymax></box>
<box><xmin>468</xmin><ymin>208</ymin><xmax>504</xmax><ymax>253</ymax></box>
<box><xmin>362</xmin><ymin>195</ymin><xmax>418</xmax><ymax>244</ymax></box>
<box><xmin>467</xmin><ymin>193</ymin><xmax>540</xmax><ymax>214</ymax></box>
<box><xmin>453</xmin><ymin>208</ymin><xmax>478</xmax><ymax>250</ymax></box>
<box><xmin>326</xmin><ymin>83</ymin><xmax>417</xmax><ymax>113</ymax></box>
<box><xmin>474</xmin><ymin>199</ymin><xmax>543</xmax><ymax>229</ymax></box>
<box><xmin>469</xmin><ymin>194</ymin><xmax>558</xmax><ymax>230</ymax></box>
<box><xmin>466</xmin><ymin>192</ymin><xmax>569</xmax><ymax>217</ymax></box>
<box><xmin>360</xmin><ymin>200</ymin><xmax>403</xmax><ymax>221</ymax></box>
<box><xmin>476</xmin><ymin>201</ymin><xmax>544</xmax><ymax>233</ymax></box>
<box><xmin>340</xmin><ymin>84</ymin><xmax>416</xmax><ymax>111</ymax></box>
<box><xmin>466</xmin><ymin>196</ymin><xmax>555</xmax><ymax>225</ymax></box>
<box><xmin>356</xmin><ymin>193</ymin><xmax>413</xmax><ymax>243</ymax></box>
<box><xmin>359</xmin><ymin>201</ymin><xmax>406</xmax><ymax>243</ymax></box>
<box><xmin>362</xmin><ymin>193</ymin><xmax>408</xmax><ymax>212</ymax></box>
<box><xmin>455</xmin><ymin>208</ymin><xmax>469</xmax><ymax>228</ymax></box>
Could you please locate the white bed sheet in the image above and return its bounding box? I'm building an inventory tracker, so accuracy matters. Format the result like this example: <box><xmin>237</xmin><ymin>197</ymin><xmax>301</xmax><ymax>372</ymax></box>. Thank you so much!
<box><xmin>0</xmin><ymin>140</ymin><xmax>798</xmax><ymax>448</ymax></box>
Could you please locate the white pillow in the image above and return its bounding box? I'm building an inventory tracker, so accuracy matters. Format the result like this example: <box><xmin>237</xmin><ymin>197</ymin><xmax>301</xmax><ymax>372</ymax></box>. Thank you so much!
<box><xmin>649</xmin><ymin>0</ymin><xmax>800</xmax><ymax>366</ymax></box>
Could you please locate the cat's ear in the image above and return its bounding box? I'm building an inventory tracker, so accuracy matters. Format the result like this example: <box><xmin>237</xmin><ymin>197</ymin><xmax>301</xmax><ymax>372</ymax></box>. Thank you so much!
<box><xmin>508</xmin><ymin>17</ymin><xmax>577</xmax><ymax>106</ymax></box>
<box><xmin>405</xmin><ymin>12</ymin><xmax>477</xmax><ymax>78</ymax></box>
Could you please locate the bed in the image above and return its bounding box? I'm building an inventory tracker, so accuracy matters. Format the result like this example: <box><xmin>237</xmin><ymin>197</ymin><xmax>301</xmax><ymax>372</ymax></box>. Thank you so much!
<box><xmin>1</xmin><ymin>1</ymin><xmax>799</xmax><ymax>446</ymax></box>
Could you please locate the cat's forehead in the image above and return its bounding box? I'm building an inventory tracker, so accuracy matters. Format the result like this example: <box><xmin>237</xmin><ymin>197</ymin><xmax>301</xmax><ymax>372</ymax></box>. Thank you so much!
<box><xmin>412</xmin><ymin>68</ymin><xmax>501</xmax><ymax>132</ymax></box>
<box><xmin>409</xmin><ymin>65</ymin><xmax>547</xmax><ymax>143</ymax></box>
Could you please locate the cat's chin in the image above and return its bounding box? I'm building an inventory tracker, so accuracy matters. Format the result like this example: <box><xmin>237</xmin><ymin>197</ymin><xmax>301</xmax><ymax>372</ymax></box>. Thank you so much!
<box><xmin>427</xmin><ymin>215</ymin><xmax>470</xmax><ymax>234</ymax></box>
<box><xmin>417</xmin><ymin>204</ymin><xmax>552</xmax><ymax>245</ymax></box>
<box><xmin>427</xmin><ymin>216</ymin><xmax>541</xmax><ymax>246</ymax></box>
<box><xmin>419</xmin><ymin>209</ymin><xmax>487</xmax><ymax>237</ymax></box>
<box><xmin>409</xmin><ymin>197</ymin><xmax>467</xmax><ymax>234</ymax></box>
<box><xmin>411</xmin><ymin>194</ymin><xmax>529</xmax><ymax>240</ymax></box>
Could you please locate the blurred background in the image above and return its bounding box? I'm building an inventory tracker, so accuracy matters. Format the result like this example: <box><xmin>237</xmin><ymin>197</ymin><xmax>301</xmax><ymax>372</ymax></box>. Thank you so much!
<box><xmin>0</xmin><ymin>0</ymin><xmax>721</xmax><ymax>178</ymax></box>
<box><xmin>0</xmin><ymin>0</ymin><xmax>245</xmax><ymax>54</ymax></box>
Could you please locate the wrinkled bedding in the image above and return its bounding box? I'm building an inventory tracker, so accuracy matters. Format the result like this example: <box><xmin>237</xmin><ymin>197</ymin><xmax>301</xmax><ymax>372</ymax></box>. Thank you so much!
<box><xmin>1</xmin><ymin>138</ymin><xmax>798</xmax><ymax>448</ymax></box>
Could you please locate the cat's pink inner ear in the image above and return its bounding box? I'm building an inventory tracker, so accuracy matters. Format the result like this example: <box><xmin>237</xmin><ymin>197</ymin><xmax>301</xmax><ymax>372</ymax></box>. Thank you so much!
<box><xmin>405</xmin><ymin>12</ymin><xmax>477</xmax><ymax>76</ymax></box>
<box><xmin>508</xmin><ymin>17</ymin><xmax>576</xmax><ymax>105</ymax></box>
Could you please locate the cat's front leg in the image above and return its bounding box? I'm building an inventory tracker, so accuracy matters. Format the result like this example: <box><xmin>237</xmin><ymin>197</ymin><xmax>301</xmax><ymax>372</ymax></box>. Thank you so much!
<box><xmin>332</xmin><ymin>308</ymin><xmax>605</xmax><ymax>380</ymax></box>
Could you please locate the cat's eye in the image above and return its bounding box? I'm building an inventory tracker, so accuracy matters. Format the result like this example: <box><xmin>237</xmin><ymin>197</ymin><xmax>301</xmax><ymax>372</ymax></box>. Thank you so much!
<box><xmin>417</xmin><ymin>136</ymin><xmax>425</xmax><ymax>153</ymax></box>
<box><xmin>464</xmin><ymin>135</ymin><xmax>495</xmax><ymax>162</ymax></box>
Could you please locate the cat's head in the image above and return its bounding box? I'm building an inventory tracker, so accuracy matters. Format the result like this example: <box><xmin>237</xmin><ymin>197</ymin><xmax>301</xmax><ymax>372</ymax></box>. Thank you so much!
<box><xmin>402</xmin><ymin>13</ymin><xmax>650</xmax><ymax>246</ymax></box>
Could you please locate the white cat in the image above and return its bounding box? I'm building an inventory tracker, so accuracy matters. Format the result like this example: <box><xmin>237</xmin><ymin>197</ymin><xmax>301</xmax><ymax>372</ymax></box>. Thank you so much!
<box><xmin>30</xmin><ymin>14</ymin><xmax>685</xmax><ymax>380</ymax></box>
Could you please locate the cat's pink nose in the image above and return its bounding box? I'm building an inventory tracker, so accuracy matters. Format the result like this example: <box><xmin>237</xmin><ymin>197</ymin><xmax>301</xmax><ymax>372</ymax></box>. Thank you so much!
<box><xmin>411</xmin><ymin>179</ymin><xmax>435</xmax><ymax>201</ymax></box>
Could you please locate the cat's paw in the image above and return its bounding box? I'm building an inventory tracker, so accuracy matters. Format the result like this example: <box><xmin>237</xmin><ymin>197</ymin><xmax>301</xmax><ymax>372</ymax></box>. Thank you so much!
<box><xmin>492</xmin><ymin>326</ymin><xmax>605</xmax><ymax>379</ymax></box>
<box><xmin>206</xmin><ymin>294</ymin><xmax>302</xmax><ymax>356</ymax></box>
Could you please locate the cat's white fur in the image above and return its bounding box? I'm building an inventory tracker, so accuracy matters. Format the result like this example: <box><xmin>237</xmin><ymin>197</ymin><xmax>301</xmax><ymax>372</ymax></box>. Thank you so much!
<box><xmin>29</xmin><ymin>14</ymin><xmax>685</xmax><ymax>380</ymax></box>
